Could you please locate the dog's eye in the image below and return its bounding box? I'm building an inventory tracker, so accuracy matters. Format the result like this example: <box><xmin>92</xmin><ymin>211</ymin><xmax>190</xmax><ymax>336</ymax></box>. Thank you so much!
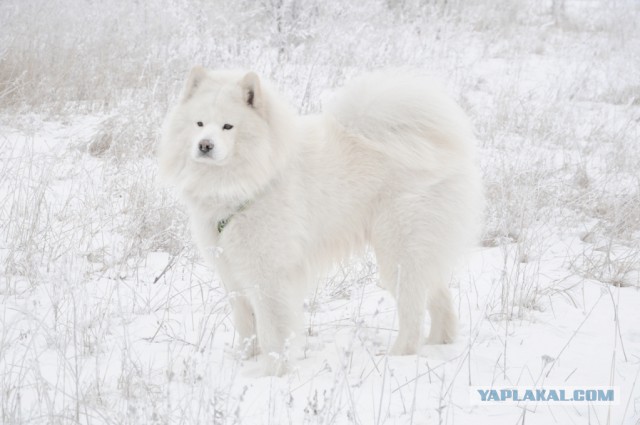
<box><xmin>222</xmin><ymin>124</ymin><xmax>233</xmax><ymax>130</ymax></box>
<box><xmin>196</xmin><ymin>121</ymin><xmax>203</xmax><ymax>127</ymax></box>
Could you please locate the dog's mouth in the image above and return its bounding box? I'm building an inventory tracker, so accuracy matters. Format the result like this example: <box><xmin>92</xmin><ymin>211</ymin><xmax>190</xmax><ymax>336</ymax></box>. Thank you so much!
<box><xmin>193</xmin><ymin>151</ymin><xmax>216</xmax><ymax>162</ymax></box>
<box><xmin>192</xmin><ymin>150</ymin><xmax>231</xmax><ymax>166</ymax></box>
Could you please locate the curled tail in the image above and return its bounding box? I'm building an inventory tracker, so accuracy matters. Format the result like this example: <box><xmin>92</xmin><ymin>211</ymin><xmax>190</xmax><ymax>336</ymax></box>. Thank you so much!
<box><xmin>326</xmin><ymin>69</ymin><xmax>477</xmax><ymax>173</ymax></box>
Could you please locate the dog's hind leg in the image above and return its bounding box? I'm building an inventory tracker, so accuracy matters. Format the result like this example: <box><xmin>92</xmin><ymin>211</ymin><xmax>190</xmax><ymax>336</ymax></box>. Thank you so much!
<box><xmin>374</xmin><ymin>254</ymin><xmax>427</xmax><ymax>355</ymax></box>
<box><xmin>375</xmin><ymin>248</ymin><xmax>458</xmax><ymax>355</ymax></box>
<box><xmin>372</xmin><ymin>201</ymin><xmax>458</xmax><ymax>355</ymax></box>
<box><xmin>424</xmin><ymin>282</ymin><xmax>457</xmax><ymax>344</ymax></box>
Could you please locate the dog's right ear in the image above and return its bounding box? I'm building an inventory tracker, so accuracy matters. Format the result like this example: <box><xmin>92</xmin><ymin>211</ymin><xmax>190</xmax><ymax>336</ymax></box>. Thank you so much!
<box><xmin>240</xmin><ymin>72</ymin><xmax>264</xmax><ymax>114</ymax></box>
<box><xmin>180</xmin><ymin>66</ymin><xmax>207</xmax><ymax>103</ymax></box>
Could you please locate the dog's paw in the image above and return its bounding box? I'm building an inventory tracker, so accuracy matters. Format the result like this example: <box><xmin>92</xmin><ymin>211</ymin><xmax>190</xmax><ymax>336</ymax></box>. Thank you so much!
<box><xmin>263</xmin><ymin>351</ymin><xmax>289</xmax><ymax>376</ymax></box>
<box><xmin>425</xmin><ymin>334</ymin><xmax>455</xmax><ymax>345</ymax></box>
<box><xmin>239</xmin><ymin>337</ymin><xmax>260</xmax><ymax>359</ymax></box>
<box><xmin>388</xmin><ymin>339</ymin><xmax>419</xmax><ymax>356</ymax></box>
<box><xmin>226</xmin><ymin>337</ymin><xmax>260</xmax><ymax>360</ymax></box>
<box><xmin>426</xmin><ymin>326</ymin><xmax>457</xmax><ymax>345</ymax></box>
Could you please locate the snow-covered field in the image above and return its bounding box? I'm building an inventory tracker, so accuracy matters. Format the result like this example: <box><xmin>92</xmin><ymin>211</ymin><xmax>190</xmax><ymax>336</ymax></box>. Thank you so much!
<box><xmin>1</xmin><ymin>1</ymin><xmax>639</xmax><ymax>424</ymax></box>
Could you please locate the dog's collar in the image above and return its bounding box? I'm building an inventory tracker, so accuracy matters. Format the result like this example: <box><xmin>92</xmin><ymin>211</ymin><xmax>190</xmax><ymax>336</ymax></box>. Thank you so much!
<box><xmin>217</xmin><ymin>200</ymin><xmax>251</xmax><ymax>233</ymax></box>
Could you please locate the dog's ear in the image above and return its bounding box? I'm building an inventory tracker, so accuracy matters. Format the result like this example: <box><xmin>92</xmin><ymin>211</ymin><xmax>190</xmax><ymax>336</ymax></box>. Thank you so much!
<box><xmin>180</xmin><ymin>66</ymin><xmax>207</xmax><ymax>103</ymax></box>
<box><xmin>240</xmin><ymin>72</ymin><xmax>264</xmax><ymax>113</ymax></box>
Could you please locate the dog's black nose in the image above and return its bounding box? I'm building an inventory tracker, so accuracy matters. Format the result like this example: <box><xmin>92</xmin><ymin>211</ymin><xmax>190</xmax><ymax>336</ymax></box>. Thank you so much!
<box><xmin>199</xmin><ymin>139</ymin><xmax>213</xmax><ymax>153</ymax></box>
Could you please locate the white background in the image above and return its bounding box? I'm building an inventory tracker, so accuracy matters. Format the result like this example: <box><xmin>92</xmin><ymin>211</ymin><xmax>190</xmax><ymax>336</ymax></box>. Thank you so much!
<box><xmin>1</xmin><ymin>1</ymin><xmax>639</xmax><ymax>424</ymax></box>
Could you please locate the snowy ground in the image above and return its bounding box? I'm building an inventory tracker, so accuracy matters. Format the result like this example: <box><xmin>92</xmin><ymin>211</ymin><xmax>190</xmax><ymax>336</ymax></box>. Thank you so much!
<box><xmin>1</xmin><ymin>1</ymin><xmax>639</xmax><ymax>424</ymax></box>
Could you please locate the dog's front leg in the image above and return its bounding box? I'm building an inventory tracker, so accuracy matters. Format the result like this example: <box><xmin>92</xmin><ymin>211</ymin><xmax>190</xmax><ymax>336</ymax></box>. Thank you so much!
<box><xmin>250</xmin><ymin>282</ymin><xmax>304</xmax><ymax>376</ymax></box>
<box><xmin>228</xmin><ymin>293</ymin><xmax>259</xmax><ymax>358</ymax></box>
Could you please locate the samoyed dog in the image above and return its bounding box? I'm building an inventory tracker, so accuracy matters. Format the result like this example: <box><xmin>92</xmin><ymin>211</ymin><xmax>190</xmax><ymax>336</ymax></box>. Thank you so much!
<box><xmin>159</xmin><ymin>67</ymin><xmax>483</xmax><ymax>375</ymax></box>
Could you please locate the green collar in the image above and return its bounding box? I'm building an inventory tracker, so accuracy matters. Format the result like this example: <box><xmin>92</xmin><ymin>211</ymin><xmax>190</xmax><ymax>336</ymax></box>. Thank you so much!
<box><xmin>217</xmin><ymin>200</ymin><xmax>251</xmax><ymax>233</ymax></box>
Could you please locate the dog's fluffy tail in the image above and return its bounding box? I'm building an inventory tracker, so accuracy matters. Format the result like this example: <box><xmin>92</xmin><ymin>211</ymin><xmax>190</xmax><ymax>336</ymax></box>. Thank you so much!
<box><xmin>326</xmin><ymin>69</ymin><xmax>477</xmax><ymax>173</ymax></box>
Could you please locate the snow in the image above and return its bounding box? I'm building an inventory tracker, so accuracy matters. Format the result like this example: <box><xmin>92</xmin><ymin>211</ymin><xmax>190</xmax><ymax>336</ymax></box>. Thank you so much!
<box><xmin>1</xmin><ymin>0</ymin><xmax>640</xmax><ymax>424</ymax></box>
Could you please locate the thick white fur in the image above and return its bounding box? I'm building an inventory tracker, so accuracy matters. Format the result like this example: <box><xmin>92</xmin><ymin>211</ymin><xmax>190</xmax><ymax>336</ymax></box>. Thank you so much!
<box><xmin>159</xmin><ymin>67</ymin><xmax>484</xmax><ymax>375</ymax></box>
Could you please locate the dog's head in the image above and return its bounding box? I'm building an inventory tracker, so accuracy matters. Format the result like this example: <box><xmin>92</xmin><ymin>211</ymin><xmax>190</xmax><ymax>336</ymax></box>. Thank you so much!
<box><xmin>159</xmin><ymin>67</ymin><xmax>293</xmax><ymax>203</ymax></box>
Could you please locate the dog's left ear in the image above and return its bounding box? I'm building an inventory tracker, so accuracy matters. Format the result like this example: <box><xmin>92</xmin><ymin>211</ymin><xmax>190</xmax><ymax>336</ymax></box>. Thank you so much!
<box><xmin>180</xmin><ymin>66</ymin><xmax>208</xmax><ymax>103</ymax></box>
<box><xmin>240</xmin><ymin>72</ymin><xmax>264</xmax><ymax>114</ymax></box>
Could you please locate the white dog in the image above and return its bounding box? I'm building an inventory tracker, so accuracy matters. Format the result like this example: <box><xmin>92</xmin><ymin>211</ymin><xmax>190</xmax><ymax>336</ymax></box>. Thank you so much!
<box><xmin>159</xmin><ymin>67</ymin><xmax>483</xmax><ymax>375</ymax></box>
